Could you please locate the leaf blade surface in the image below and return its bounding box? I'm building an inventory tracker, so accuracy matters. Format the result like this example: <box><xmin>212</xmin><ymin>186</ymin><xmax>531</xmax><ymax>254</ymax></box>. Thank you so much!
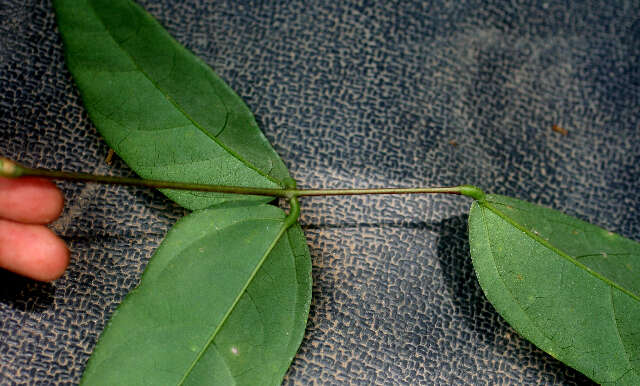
<box><xmin>54</xmin><ymin>0</ymin><xmax>291</xmax><ymax>210</ymax></box>
<box><xmin>469</xmin><ymin>194</ymin><xmax>640</xmax><ymax>384</ymax></box>
<box><xmin>80</xmin><ymin>204</ymin><xmax>312</xmax><ymax>385</ymax></box>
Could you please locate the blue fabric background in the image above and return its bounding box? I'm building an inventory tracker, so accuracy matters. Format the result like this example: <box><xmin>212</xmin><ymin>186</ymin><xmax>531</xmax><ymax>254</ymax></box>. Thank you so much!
<box><xmin>0</xmin><ymin>0</ymin><xmax>638</xmax><ymax>384</ymax></box>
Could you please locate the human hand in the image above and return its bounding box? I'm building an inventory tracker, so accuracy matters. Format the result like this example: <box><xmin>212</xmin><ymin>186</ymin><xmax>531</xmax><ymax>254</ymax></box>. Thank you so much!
<box><xmin>0</xmin><ymin>177</ymin><xmax>69</xmax><ymax>281</ymax></box>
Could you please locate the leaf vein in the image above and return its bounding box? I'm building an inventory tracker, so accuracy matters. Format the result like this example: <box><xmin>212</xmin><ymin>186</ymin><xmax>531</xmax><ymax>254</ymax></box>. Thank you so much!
<box><xmin>610</xmin><ymin>287</ymin><xmax>640</xmax><ymax>379</ymax></box>
<box><xmin>482</xmin><ymin>201</ymin><xmax>640</xmax><ymax>303</ymax></box>
<box><xmin>479</xmin><ymin>205</ymin><xmax>555</xmax><ymax>343</ymax></box>
<box><xmin>85</xmin><ymin>1</ymin><xmax>282</xmax><ymax>187</ymax></box>
<box><xmin>176</xmin><ymin>220</ymin><xmax>290</xmax><ymax>385</ymax></box>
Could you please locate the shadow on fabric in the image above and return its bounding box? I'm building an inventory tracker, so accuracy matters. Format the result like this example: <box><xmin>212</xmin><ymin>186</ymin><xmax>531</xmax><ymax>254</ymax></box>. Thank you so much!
<box><xmin>0</xmin><ymin>269</ymin><xmax>55</xmax><ymax>311</ymax></box>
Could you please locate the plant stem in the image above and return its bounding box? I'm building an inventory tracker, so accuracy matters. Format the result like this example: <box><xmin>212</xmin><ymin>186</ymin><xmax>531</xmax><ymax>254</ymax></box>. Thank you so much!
<box><xmin>0</xmin><ymin>157</ymin><xmax>485</xmax><ymax>200</ymax></box>
<box><xmin>290</xmin><ymin>187</ymin><xmax>464</xmax><ymax>197</ymax></box>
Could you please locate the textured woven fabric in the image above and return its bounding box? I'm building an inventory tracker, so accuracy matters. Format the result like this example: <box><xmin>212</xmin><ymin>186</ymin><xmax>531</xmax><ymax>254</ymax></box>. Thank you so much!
<box><xmin>1</xmin><ymin>0</ymin><xmax>639</xmax><ymax>384</ymax></box>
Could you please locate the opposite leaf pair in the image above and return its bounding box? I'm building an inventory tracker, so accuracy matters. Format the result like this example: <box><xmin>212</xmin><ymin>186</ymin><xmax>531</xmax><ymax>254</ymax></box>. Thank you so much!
<box><xmin>55</xmin><ymin>0</ymin><xmax>310</xmax><ymax>383</ymax></box>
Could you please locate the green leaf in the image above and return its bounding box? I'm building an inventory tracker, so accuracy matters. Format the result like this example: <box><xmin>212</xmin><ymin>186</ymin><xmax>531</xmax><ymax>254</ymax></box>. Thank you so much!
<box><xmin>81</xmin><ymin>204</ymin><xmax>312</xmax><ymax>385</ymax></box>
<box><xmin>54</xmin><ymin>0</ymin><xmax>291</xmax><ymax>210</ymax></box>
<box><xmin>469</xmin><ymin>194</ymin><xmax>640</xmax><ymax>385</ymax></box>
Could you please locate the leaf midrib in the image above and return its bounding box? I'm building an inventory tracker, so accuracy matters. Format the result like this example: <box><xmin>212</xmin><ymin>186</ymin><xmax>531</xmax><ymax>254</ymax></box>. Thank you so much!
<box><xmin>176</xmin><ymin>220</ymin><xmax>291</xmax><ymax>385</ymax></box>
<box><xmin>479</xmin><ymin>203</ymin><xmax>639</xmax><ymax>383</ymax></box>
<box><xmin>85</xmin><ymin>1</ymin><xmax>282</xmax><ymax>188</ymax></box>
<box><xmin>481</xmin><ymin>200</ymin><xmax>640</xmax><ymax>303</ymax></box>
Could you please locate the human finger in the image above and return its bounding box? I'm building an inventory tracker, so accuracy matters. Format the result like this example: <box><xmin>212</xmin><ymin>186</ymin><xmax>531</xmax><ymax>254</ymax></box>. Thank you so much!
<box><xmin>0</xmin><ymin>218</ymin><xmax>69</xmax><ymax>281</ymax></box>
<box><xmin>0</xmin><ymin>177</ymin><xmax>64</xmax><ymax>224</ymax></box>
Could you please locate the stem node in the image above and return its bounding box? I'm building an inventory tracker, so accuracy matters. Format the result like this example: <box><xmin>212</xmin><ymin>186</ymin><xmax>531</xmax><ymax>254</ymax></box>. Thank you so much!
<box><xmin>458</xmin><ymin>185</ymin><xmax>486</xmax><ymax>201</ymax></box>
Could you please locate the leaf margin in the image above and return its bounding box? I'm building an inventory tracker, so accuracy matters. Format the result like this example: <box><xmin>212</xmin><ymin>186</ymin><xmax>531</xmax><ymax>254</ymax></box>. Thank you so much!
<box><xmin>80</xmin><ymin>203</ymin><xmax>312</xmax><ymax>385</ymax></box>
<box><xmin>469</xmin><ymin>194</ymin><xmax>640</xmax><ymax>385</ymax></box>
